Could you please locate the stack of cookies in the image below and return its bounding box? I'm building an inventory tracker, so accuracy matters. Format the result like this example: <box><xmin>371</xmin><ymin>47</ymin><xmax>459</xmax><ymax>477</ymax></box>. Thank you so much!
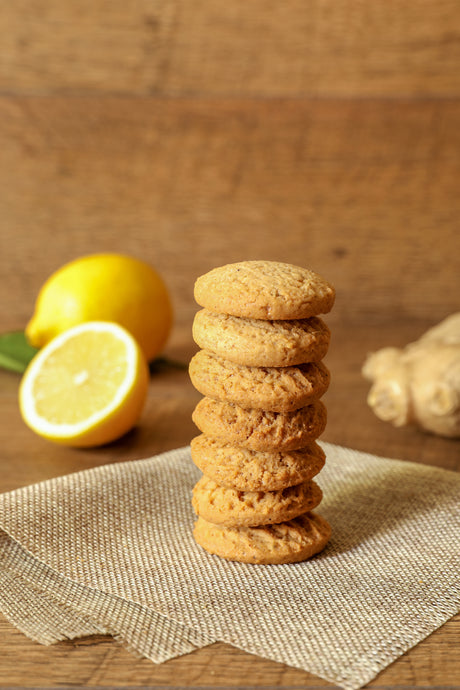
<box><xmin>189</xmin><ymin>261</ymin><xmax>335</xmax><ymax>565</ymax></box>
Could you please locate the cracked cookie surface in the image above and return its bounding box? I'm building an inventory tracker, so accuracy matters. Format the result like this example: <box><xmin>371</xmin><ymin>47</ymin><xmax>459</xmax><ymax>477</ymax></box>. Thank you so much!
<box><xmin>191</xmin><ymin>435</ymin><xmax>326</xmax><ymax>491</ymax></box>
<box><xmin>193</xmin><ymin>511</ymin><xmax>331</xmax><ymax>564</ymax></box>
<box><xmin>192</xmin><ymin>397</ymin><xmax>327</xmax><ymax>450</ymax></box>
<box><xmin>193</xmin><ymin>310</ymin><xmax>330</xmax><ymax>367</ymax></box>
<box><xmin>189</xmin><ymin>351</ymin><xmax>330</xmax><ymax>412</ymax></box>
<box><xmin>192</xmin><ymin>476</ymin><xmax>322</xmax><ymax>527</ymax></box>
<box><xmin>194</xmin><ymin>261</ymin><xmax>335</xmax><ymax>320</ymax></box>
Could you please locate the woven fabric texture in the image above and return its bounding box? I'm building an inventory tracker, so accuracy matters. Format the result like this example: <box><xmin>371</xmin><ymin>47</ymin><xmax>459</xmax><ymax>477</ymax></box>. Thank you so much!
<box><xmin>0</xmin><ymin>443</ymin><xmax>459</xmax><ymax>690</ymax></box>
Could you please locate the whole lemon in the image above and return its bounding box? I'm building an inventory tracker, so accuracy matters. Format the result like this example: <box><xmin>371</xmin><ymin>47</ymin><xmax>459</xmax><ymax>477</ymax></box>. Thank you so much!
<box><xmin>26</xmin><ymin>254</ymin><xmax>173</xmax><ymax>362</ymax></box>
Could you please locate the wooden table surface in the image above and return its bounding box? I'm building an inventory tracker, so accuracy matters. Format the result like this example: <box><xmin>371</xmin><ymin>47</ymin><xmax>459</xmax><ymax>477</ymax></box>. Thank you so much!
<box><xmin>1</xmin><ymin>1</ymin><xmax>459</xmax><ymax>688</ymax></box>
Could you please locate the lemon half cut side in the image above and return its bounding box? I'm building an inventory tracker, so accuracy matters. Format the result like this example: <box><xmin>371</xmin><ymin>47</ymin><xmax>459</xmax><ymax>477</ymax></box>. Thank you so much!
<box><xmin>19</xmin><ymin>321</ymin><xmax>149</xmax><ymax>447</ymax></box>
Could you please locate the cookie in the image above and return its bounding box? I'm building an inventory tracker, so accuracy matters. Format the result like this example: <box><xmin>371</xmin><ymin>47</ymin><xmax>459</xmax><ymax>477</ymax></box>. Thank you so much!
<box><xmin>193</xmin><ymin>511</ymin><xmax>331</xmax><ymax>564</ymax></box>
<box><xmin>189</xmin><ymin>351</ymin><xmax>330</xmax><ymax>412</ymax></box>
<box><xmin>192</xmin><ymin>476</ymin><xmax>322</xmax><ymax>527</ymax></box>
<box><xmin>194</xmin><ymin>261</ymin><xmax>335</xmax><ymax>320</ymax></box>
<box><xmin>192</xmin><ymin>398</ymin><xmax>327</xmax><ymax>451</ymax></box>
<box><xmin>193</xmin><ymin>310</ymin><xmax>330</xmax><ymax>367</ymax></box>
<box><xmin>191</xmin><ymin>435</ymin><xmax>326</xmax><ymax>491</ymax></box>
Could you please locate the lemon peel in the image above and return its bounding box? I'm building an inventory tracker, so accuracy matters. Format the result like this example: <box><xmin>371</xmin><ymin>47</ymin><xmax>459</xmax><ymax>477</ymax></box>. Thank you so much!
<box><xmin>26</xmin><ymin>253</ymin><xmax>173</xmax><ymax>362</ymax></box>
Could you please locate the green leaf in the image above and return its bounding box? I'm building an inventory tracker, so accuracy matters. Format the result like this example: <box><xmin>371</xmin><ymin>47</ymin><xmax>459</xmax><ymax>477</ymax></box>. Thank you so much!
<box><xmin>0</xmin><ymin>331</ymin><xmax>38</xmax><ymax>374</ymax></box>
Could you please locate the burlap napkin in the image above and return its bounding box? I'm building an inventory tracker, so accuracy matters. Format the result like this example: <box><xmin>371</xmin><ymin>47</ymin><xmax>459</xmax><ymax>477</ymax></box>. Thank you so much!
<box><xmin>0</xmin><ymin>442</ymin><xmax>459</xmax><ymax>690</ymax></box>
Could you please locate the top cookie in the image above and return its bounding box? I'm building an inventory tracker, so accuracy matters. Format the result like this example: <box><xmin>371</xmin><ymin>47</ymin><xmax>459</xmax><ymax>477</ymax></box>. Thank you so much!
<box><xmin>194</xmin><ymin>261</ymin><xmax>335</xmax><ymax>320</ymax></box>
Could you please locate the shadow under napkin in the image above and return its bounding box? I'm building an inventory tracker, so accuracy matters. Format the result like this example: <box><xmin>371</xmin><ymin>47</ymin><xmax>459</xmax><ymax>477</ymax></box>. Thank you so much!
<box><xmin>0</xmin><ymin>443</ymin><xmax>459</xmax><ymax>690</ymax></box>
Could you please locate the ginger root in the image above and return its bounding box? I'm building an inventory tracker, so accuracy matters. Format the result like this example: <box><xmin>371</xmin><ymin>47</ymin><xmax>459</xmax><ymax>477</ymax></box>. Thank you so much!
<box><xmin>362</xmin><ymin>313</ymin><xmax>460</xmax><ymax>438</ymax></box>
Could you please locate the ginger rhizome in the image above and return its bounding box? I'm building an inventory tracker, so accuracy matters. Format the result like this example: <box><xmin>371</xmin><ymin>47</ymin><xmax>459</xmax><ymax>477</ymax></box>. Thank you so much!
<box><xmin>362</xmin><ymin>313</ymin><xmax>460</xmax><ymax>438</ymax></box>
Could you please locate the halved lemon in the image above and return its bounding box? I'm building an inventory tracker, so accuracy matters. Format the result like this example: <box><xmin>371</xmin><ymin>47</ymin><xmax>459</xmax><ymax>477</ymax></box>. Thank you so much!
<box><xmin>19</xmin><ymin>321</ymin><xmax>149</xmax><ymax>447</ymax></box>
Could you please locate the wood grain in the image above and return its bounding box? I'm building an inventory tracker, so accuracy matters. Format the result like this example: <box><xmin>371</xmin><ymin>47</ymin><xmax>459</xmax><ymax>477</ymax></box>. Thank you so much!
<box><xmin>1</xmin><ymin>1</ymin><xmax>460</xmax><ymax>97</ymax></box>
<box><xmin>1</xmin><ymin>98</ymin><xmax>459</xmax><ymax>332</ymax></box>
<box><xmin>0</xmin><ymin>618</ymin><xmax>459</xmax><ymax>687</ymax></box>
<box><xmin>0</xmin><ymin>324</ymin><xmax>459</xmax><ymax>687</ymax></box>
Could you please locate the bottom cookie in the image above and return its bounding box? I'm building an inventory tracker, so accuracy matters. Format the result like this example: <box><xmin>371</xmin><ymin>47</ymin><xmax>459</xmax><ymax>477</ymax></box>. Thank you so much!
<box><xmin>193</xmin><ymin>511</ymin><xmax>331</xmax><ymax>565</ymax></box>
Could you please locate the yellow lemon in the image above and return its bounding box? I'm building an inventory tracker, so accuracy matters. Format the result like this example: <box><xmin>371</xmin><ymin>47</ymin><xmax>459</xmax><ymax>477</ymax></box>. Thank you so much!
<box><xmin>19</xmin><ymin>321</ymin><xmax>149</xmax><ymax>447</ymax></box>
<box><xmin>26</xmin><ymin>253</ymin><xmax>173</xmax><ymax>362</ymax></box>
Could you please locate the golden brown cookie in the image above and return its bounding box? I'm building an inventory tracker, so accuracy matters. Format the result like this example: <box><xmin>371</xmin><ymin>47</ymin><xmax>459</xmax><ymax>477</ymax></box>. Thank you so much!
<box><xmin>192</xmin><ymin>398</ymin><xmax>327</xmax><ymax>451</ymax></box>
<box><xmin>192</xmin><ymin>310</ymin><xmax>330</xmax><ymax>367</ymax></box>
<box><xmin>193</xmin><ymin>511</ymin><xmax>331</xmax><ymax>564</ymax></box>
<box><xmin>192</xmin><ymin>476</ymin><xmax>322</xmax><ymax>527</ymax></box>
<box><xmin>189</xmin><ymin>351</ymin><xmax>330</xmax><ymax>412</ymax></box>
<box><xmin>194</xmin><ymin>261</ymin><xmax>335</xmax><ymax>320</ymax></box>
<box><xmin>190</xmin><ymin>435</ymin><xmax>326</xmax><ymax>491</ymax></box>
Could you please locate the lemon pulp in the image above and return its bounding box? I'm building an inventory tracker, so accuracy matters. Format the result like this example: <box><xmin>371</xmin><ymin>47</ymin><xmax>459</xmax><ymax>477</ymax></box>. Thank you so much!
<box><xmin>20</xmin><ymin>322</ymin><xmax>149</xmax><ymax>447</ymax></box>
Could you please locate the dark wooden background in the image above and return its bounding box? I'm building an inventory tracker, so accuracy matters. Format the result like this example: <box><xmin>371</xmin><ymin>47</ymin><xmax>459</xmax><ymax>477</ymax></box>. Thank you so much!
<box><xmin>0</xmin><ymin>1</ymin><xmax>459</xmax><ymax>688</ymax></box>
